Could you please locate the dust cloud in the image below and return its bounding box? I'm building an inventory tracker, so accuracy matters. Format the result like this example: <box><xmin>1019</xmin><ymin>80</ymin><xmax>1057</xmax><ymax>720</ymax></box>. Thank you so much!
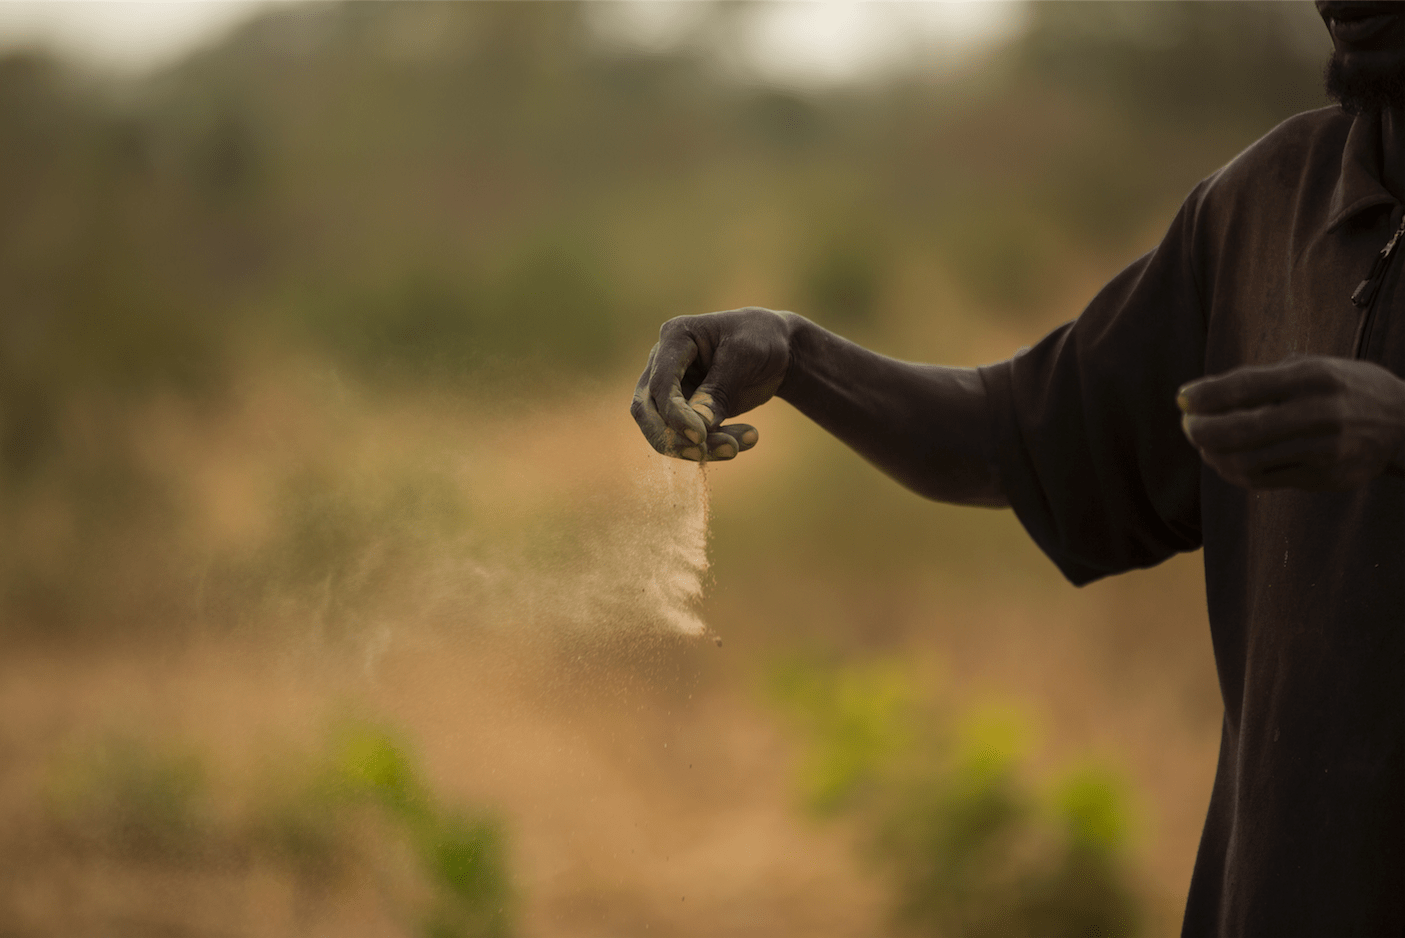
<box><xmin>427</xmin><ymin>447</ymin><xmax>716</xmax><ymax>648</ymax></box>
<box><xmin>537</xmin><ymin>451</ymin><xmax>713</xmax><ymax>639</ymax></box>
<box><xmin>146</xmin><ymin>384</ymin><xmax>722</xmax><ymax>667</ymax></box>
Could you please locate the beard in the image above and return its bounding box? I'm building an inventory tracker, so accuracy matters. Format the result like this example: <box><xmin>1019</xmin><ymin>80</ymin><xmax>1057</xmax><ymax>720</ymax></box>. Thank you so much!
<box><xmin>1324</xmin><ymin>50</ymin><xmax>1405</xmax><ymax>115</ymax></box>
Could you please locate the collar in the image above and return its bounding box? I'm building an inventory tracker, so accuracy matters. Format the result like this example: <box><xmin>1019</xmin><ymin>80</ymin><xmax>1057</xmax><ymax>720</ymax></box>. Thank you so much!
<box><xmin>1326</xmin><ymin>108</ymin><xmax>1399</xmax><ymax>232</ymax></box>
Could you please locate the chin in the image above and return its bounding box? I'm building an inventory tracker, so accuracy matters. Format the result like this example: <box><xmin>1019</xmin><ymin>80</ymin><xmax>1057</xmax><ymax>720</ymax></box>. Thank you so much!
<box><xmin>1324</xmin><ymin>50</ymin><xmax>1405</xmax><ymax>114</ymax></box>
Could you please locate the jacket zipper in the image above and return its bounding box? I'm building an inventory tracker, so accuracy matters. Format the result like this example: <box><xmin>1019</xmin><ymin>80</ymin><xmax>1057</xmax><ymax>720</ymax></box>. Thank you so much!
<box><xmin>1350</xmin><ymin>212</ymin><xmax>1405</xmax><ymax>358</ymax></box>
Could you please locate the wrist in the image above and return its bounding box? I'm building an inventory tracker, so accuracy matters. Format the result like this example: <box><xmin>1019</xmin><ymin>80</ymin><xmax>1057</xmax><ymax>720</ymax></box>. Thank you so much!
<box><xmin>774</xmin><ymin>311</ymin><xmax>817</xmax><ymax>404</ymax></box>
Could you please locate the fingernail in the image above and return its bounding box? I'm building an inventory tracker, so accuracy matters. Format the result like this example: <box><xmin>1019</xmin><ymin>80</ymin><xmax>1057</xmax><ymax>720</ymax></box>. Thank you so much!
<box><xmin>681</xmin><ymin>446</ymin><xmax>703</xmax><ymax>461</ymax></box>
<box><xmin>683</xmin><ymin>428</ymin><xmax>703</xmax><ymax>445</ymax></box>
<box><xmin>1181</xmin><ymin>414</ymin><xmax>1193</xmax><ymax>438</ymax></box>
<box><xmin>691</xmin><ymin>403</ymin><xmax>714</xmax><ymax>426</ymax></box>
<box><xmin>712</xmin><ymin>443</ymin><xmax>736</xmax><ymax>460</ymax></box>
<box><xmin>1176</xmin><ymin>392</ymin><xmax>1192</xmax><ymax>413</ymax></box>
<box><xmin>740</xmin><ymin>429</ymin><xmax>758</xmax><ymax>447</ymax></box>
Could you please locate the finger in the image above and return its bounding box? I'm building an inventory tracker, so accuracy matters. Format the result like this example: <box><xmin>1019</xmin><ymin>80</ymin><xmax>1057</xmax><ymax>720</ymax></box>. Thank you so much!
<box><xmin>632</xmin><ymin>346</ymin><xmax>671</xmax><ymax>452</ymax></box>
<box><xmin>633</xmin><ymin>379</ymin><xmax>687</xmax><ymax>457</ymax></box>
<box><xmin>1224</xmin><ymin>462</ymin><xmax>1330</xmax><ymax>491</ymax></box>
<box><xmin>705</xmin><ymin>432</ymin><xmax>739</xmax><ymax>460</ymax></box>
<box><xmin>687</xmin><ymin>387</ymin><xmax>724</xmax><ymax>430</ymax></box>
<box><xmin>689</xmin><ymin>380</ymin><xmax>756</xmax><ymax>460</ymax></box>
<box><xmin>1198</xmin><ymin>434</ymin><xmax>1344</xmax><ymax>489</ymax></box>
<box><xmin>632</xmin><ymin>345</ymin><xmax>698</xmax><ymax>459</ymax></box>
<box><xmin>1208</xmin><ymin>460</ymin><xmax>1345</xmax><ymax>491</ymax></box>
<box><xmin>1178</xmin><ymin>359</ymin><xmax>1342</xmax><ymax>415</ymax></box>
<box><xmin>704</xmin><ymin>425</ymin><xmax>760</xmax><ymax>461</ymax></box>
<box><xmin>649</xmin><ymin>333</ymin><xmax>709</xmax><ymax>447</ymax></box>
<box><xmin>1182</xmin><ymin>397</ymin><xmax>1343</xmax><ymax>453</ymax></box>
<box><xmin>715</xmin><ymin>423</ymin><xmax>759</xmax><ymax>452</ymax></box>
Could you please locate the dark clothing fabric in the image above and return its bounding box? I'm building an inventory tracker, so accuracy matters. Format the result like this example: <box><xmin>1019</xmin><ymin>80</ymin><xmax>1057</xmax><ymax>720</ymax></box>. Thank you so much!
<box><xmin>979</xmin><ymin>106</ymin><xmax>1405</xmax><ymax>937</ymax></box>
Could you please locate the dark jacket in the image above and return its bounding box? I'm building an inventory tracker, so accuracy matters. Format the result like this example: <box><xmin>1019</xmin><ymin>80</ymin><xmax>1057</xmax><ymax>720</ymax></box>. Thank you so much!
<box><xmin>981</xmin><ymin>105</ymin><xmax>1405</xmax><ymax>937</ymax></box>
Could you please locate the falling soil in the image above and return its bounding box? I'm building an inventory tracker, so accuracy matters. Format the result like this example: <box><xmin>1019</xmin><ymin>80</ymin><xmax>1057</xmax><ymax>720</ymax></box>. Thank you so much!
<box><xmin>636</xmin><ymin>457</ymin><xmax>712</xmax><ymax>639</ymax></box>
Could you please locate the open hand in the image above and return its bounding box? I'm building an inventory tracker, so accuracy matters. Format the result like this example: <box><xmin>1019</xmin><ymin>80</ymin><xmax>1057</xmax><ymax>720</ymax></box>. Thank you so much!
<box><xmin>630</xmin><ymin>308</ymin><xmax>794</xmax><ymax>461</ymax></box>
<box><xmin>1178</xmin><ymin>356</ymin><xmax>1405</xmax><ymax>490</ymax></box>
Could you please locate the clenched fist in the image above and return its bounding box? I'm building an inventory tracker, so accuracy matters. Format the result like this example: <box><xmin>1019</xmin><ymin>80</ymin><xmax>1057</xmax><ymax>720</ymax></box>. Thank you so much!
<box><xmin>630</xmin><ymin>308</ymin><xmax>795</xmax><ymax>461</ymax></box>
<box><xmin>1178</xmin><ymin>355</ymin><xmax>1405</xmax><ymax>490</ymax></box>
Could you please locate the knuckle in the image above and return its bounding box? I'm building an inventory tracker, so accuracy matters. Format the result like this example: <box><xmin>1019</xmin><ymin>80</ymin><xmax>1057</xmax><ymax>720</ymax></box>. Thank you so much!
<box><xmin>704</xmin><ymin>385</ymin><xmax>730</xmax><ymax>417</ymax></box>
<box><xmin>734</xmin><ymin>330</ymin><xmax>768</xmax><ymax>358</ymax></box>
<box><xmin>658</xmin><ymin>316</ymin><xmax>695</xmax><ymax>342</ymax></box>
<box><xmin>1320</xmin><ymin>361</ymin><xmax>1348</xmax><ymax>393</ymax></box>
<box><xmin>1287</xmin><ymin>357</ymin><xmax>1320</xmax><ymax>378</ymax></box>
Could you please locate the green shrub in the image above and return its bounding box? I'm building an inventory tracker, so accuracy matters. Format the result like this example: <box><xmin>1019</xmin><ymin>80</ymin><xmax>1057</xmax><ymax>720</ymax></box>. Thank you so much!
<box><xmin>768</xmin><ymin>658</ymin><xmax>1143</xmax><ymax>938</ymax></box>
<box><xmin>317</xmin><ymin>723</ymin><xmax>514</xmax><ymax>938</ymax></box>
<box><xmin>45</xmin><ymin>723</ymin><xmax>514</xmax><ymax>936</ymax></box>
<box><xmin>46</xmin><ymin>735</ymin><xmax>212</xmax><ymax>862</ymax></box>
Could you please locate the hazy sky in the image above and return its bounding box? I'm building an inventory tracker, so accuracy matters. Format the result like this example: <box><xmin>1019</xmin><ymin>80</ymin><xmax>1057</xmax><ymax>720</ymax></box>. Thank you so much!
<box><xmin>0</xmin><ymin>1</ymin><xmax>283</xmax><ymax>73</ymax></box>
<box><xmin>0</xmin><ymin>1</ymin><xmax>1027</xmax><ymax>87</ymax></box>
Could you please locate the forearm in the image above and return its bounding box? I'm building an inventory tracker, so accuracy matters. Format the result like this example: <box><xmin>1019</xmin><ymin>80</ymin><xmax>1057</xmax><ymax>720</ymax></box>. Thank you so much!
<box><xmin>776</xmin><ymin>313</ymin><xmax>1008</xmax><ymax>508</ymax></box>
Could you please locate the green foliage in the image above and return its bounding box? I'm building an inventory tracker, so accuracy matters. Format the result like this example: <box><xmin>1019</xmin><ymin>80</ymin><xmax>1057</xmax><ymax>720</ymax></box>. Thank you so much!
<box><xmin>800</xmin><ymin>233</ymin><xmax>885</xmax><ymax>329</ymax></box>
<box><xmin>299</xmin><ymin>234</ymin><xmax>618</xmax><ymax>383</ymax></box>
<box><xmin>1021</xmin><ymin>2</ymin><xmax>1326</xmax><ymax>129</ymax></box>
<box><xmin>45</xmin><ymin>725</ymin><xmax>514</xmax><ymax>937</ymax></box>
<box><xmin>307</xmin><ymin>273</ymin><xmax>488</xmax><ymax>382</ymax></box>
<box><xmin>740</xmin><ymin>90</ymin><xmax>827</xmax><ymax>152</ymax></box>
<box><xmin>0</xmin><ymin>0</ymin><xmax>1330</xmax><ymax>404</ymax></box>
<box><xmin>768</xmin><ymin>658</ymin><xmax>1143</xmax><ymax>938</ymax></box>
<box><xmin>333</xmin><ymin>724</ymin><xmax>430</xmax><ymax>819</ymax></box>
<box><xmin>419</xmin><ymin>812</ymin><xmax>514</xmax><ymax>938</ymax></box>
<box><xmin>490</xmin><ymin>237</ymin><xmax>618</xmax><ymax>372</ymax></box>
<box><xmin>768</xmin><ymin>657</ymin><xmax>921</xmax><ymax>812</ymax></box>
<box><xmin>46</xmin><ymin>735</ymin><xmax>211</xmax><ymax>861</ymax></box>
<box><xmin>1057</xmin><ymin>767</ymin><xmax>1130</xmax><ymax>852</ymax></box>
<box><xmin>314</xmin><ymin>724</ymin><xmax>513</xmax><ymax>938</ymax></box>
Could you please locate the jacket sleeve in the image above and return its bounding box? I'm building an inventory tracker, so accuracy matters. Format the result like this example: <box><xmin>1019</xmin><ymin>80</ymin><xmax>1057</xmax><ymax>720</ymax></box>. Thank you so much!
<box><xmin>978</xmin><ymin>185</ymin><xmax>1210</xmax><ymax>585</ymax></box>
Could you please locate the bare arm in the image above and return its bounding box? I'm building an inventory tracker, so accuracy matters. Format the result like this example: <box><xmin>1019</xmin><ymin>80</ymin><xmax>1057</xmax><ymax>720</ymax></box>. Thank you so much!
<box><xmin>630</xmin><ymin>308</ymin><xmax>1007</xmax><ymax>508</ymax></box>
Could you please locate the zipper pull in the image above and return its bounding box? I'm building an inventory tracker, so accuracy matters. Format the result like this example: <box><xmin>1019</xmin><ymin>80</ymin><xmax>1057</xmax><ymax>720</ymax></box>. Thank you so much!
<box><xmin>1352</xmin><ymin>215</ymin><xmax>1405</xmax><ymax>308</ymax></box>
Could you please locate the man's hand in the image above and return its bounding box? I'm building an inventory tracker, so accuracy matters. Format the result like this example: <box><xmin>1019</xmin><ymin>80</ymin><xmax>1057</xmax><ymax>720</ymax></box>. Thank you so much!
<box><xmin>1178</xmin><ymin>356</ymin><xmax>1405</xmax><ymax>490</ymax></box>
<box><xmin>630</xmin><ymin>308</ymin><xmax>794</xmax><ymax>461</ymax></box>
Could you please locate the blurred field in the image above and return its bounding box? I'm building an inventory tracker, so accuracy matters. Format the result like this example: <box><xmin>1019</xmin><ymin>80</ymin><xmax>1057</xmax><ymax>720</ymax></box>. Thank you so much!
<box><xmin>0</xmin><ymin>3</ymin><xmax>1334</xmax><ymax>936</ymax></box>
<box><xmin>0</xmin><ymin>379</ymin><xmax>1214</xmax><ymax>936</ymax></box>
